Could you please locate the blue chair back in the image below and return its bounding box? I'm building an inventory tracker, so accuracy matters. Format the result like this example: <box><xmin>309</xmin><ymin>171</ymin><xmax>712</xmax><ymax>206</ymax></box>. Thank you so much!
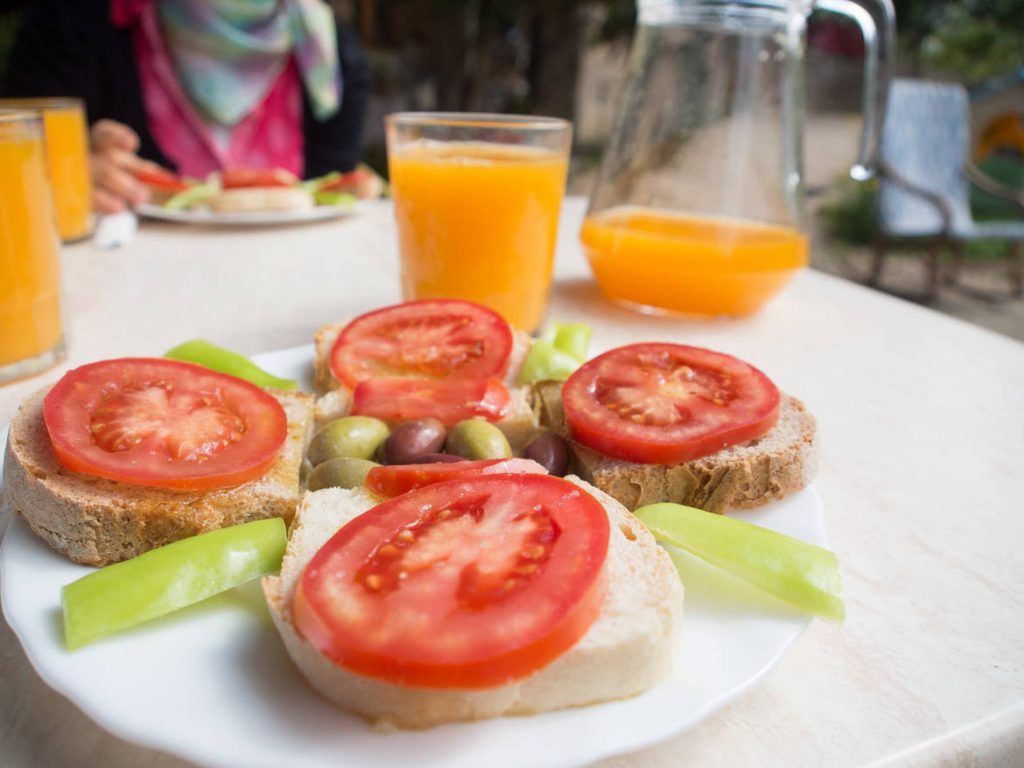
<box><xmin>878</xmin><ymin>79</ymin><xmax>973</xmax><ymax>237</ymax></box>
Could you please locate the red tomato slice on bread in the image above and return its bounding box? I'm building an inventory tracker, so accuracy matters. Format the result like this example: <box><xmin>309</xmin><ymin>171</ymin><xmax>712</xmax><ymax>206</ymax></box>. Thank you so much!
<box><xmin>43</xmin><ymin>358</ymin><xmax>287</xmax><ymax>490</ymax></box>
<box><xmin>319</xmin><ymin>168</ymin><xmax>369</xmax><ymax>192</ymax></box>
<box><xmin>294</xmin><ymin>473</ymin><xmax>610</xmax><ymax>688</ymax></box>
<box><xmin>220</xmin><ymin>167</ymin><xmax>297</xmax><ymax>189</ymax></box>
<box><xmin>329</xmin><ymin>299</ymin><xmax>514</xmax><ymax>388</ymax></box>
<box><xmin>351</xmin><ymin>377</ymin><xmax>511</xmax><ymax>424</ymax></box>
<box><xmin>563</xmin><ymin>343</ymin><xmax>780</xmax><ymax>465</ymax></box>
<box><xmin>134</xmin><ymin>166</ymin><xmax>188</xmax><ymax>192</ymax></box>
<box><xmin>365</xmin><ymin>458</ymin><xmax>547</xmax><ymax>498</ymax></box>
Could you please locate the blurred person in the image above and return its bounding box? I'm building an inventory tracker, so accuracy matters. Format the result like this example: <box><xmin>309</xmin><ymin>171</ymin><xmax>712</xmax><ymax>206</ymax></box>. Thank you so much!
<box><xmin>3</xmin><ymin>0</ymin><xmax>370</xmax><ymax>213</ymax></box>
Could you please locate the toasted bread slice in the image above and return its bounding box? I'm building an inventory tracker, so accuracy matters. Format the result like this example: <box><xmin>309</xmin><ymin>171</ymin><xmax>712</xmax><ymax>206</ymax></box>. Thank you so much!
<box><xmin>262</xmin><ymin>476</ymin><xmax>683</xmax><ymax>729</ymax></box>
<box><xmin>535</xmin><ymin>381</ymin><xmax>817</xmax><ymax>513</ymax></box>
<box><xmin>3</xmin><ymin>388</ymin><xmax>314</xmax><ymax>566</ymax></box>
<box><xmin>312</xmin><ymin>319</ymin><xmax>538</xmax><ymax>448</ymax></box>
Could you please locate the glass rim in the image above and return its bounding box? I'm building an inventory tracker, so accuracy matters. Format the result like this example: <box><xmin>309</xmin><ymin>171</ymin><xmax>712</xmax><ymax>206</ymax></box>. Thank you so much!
<box><xmin>0</xmin><ymin>108</ymin><xmax>42</xmax><ymax>125</ymax></box>
<box><xmin>0</xmin><ymin>96</ymin><xmax>84</xmax><ymax>111</ymax></box>
<box><xmin>386</xmin><ymin>112</ymin><xmax>570</xmax><ymax>131</ymax></box>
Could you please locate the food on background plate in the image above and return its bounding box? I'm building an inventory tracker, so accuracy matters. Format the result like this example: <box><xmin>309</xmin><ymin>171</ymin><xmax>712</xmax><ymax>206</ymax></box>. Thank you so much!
<box><xmin>134</xmin><ymin>164</ymin><xmax>373</xmax><ymax>214</ymax></box>
<box><xmin>303</xmin><ymin>164</ymin><xmax>385</xmax><ymax>201</ymax></box>
<box><xmin>63</xmin><ymin>518</ymin><xmax>286</xmax><ymax>650</ymax></box>
<box><xmin>536</xmin><ymin>342</ymin><xmax>817</xmax><ymax>513</ymax></box>
<box><xmin>3</xmin><ymin>358</ymin><xmax>312</xmax><ymax>566</ymax></box>
<box><xmin>263</xmin><ymin>473</ymin><xmax>683</xmax><ymax>728</ymax></box>
<box><xmin>134</xmin><ymin>165</ymin><xmax>189</xmax><ymax>205</ymax></box>
<box><xmin>312</xmin><ymin>299</ymin><xmax>538</xmax><ymax>449</ymax></box>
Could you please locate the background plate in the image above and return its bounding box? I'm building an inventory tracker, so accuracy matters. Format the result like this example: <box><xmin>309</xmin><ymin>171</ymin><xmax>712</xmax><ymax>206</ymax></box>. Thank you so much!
<box><xmin>0</xmin><ymin>344</ymin><xmax>828</xmax><ymax>768</ymax></box>
<box><xmin>135</xmin><ymin>203</ymin><xmax>356</xmax><ymax>227</ymax></box>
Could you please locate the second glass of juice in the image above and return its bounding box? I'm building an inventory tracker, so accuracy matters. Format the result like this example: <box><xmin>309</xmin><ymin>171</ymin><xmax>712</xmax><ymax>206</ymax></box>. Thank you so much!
<box><xmin>1</xmin><ymin>98</ymin><xmax>92</xmax><ymax>242</ymax></box>
<box><xmin>0</xmin><ymin>109</ymin><xmax>66</xmax><ymax>383</ymax></box>
<box><xmin>386</xmin><ymin>113</ymin><xmax>571</xmax><ymax>331</ymax></box>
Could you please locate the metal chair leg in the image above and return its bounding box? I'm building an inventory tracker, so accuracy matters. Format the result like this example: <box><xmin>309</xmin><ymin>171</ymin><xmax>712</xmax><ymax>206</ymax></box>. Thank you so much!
<box><xmin>868</xmin><ymin>234</ymin><xmax>887</xmax><ymax>287</ymax></box>
<box><xmin>924</xmin><ymin>236</ymin><xmax>944</xmax><ymax>304</ymax></box>
<box><xmin>1010</xmin><ymin>241</ymin><xmax>1023</xmax><ymax>298</ymax></box>
<box><xmin>945</xmin><ymin>240</ymin><xmax>965</xmax><ymax>286</ymax></box>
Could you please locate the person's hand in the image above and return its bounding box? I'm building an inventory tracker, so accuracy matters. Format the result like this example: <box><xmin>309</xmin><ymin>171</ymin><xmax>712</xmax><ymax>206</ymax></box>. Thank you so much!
<box><xmin>89</xmin><ymin>119</ymin><xmax>163</xmax><ymax>213</ymax></box>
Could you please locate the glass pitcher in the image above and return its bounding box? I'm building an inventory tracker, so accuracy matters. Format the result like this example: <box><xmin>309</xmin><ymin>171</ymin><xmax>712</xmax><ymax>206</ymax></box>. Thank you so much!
<box><xmin>581</xmin><ymin>0</ymin><xmax>894</xmax><ymax>317</ymax></box>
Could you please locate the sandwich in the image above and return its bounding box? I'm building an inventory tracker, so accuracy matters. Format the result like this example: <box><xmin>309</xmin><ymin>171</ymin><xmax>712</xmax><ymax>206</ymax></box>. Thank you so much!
<box><xmin>208</xmin><ymin>167</ymin><xmax>314</xmax><ymax>214</ymax></box>
<box><xmin>534</xmin><ymin>342</ymin><xmax>817</xmax><ymax>513</ymax></box>
<box><xmin>263</xmin><ymin>471</ymin><xmax>683</xmax><ymax>728</ymax></box>
<box><xmin>312</xmin><ymin>299</ymin><xmax>538</xmax><ymax>449</ymax></box>
<box><xmin>3</xmin><ymin>357</ymin><xmax>313</xmax><ymax>566</ymax></box>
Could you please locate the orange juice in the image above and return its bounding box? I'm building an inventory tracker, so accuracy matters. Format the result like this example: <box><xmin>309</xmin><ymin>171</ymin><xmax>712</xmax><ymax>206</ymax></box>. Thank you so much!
<box><xmin>0</xmin><ymin>113</ymin><xmax>64</xmax><ymax>374</ymax></box>
<box><xmin>389</xmin><ymin>140</ymin><xmax>569</xmax><ymax>330</ymax></box>
<box><xmin>580</xmin><ymin>206</ymin><xmax>808</xmax><ymax>317</ymax></box>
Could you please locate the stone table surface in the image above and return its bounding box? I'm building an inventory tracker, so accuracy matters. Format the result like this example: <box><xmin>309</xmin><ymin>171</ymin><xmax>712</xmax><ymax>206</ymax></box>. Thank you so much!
<box><xmin>2</xmin><ymin>198</ymin><xmax>1023</xmax><ymax>767</ymax></box>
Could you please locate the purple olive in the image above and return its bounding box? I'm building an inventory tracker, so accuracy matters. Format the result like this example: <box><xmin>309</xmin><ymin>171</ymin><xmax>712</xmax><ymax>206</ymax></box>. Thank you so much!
<box><xmin>382</xmin><ymin>419</ymin><xmax>447</xmax><ymax>464</ymax></box>
<box><xmin>523</xmin><ymin>432</ymin><xmax>571</xmax><ymax>477</ymax></box>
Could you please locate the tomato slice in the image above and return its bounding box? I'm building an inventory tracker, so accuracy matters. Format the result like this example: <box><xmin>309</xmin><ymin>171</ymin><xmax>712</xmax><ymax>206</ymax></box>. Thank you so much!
<box><xmin>294</xmin><ymin>474</ymin><xmax>610</xmax><ymax>688</ymax></box>
<box><xmin>42</xmin><ymin>358</ymin><xmax>288</xmax><ymax>490</ymax></box>
<box><xmin>365</xmin><ymin>458</ymin><xmax>547</xmax><ymax>498</ymax></box>
<box><xmin>351</xmin><ymin>377</ymin><xmax>510</xmax><ymax>424</ymax></box>
<box><xmin>319</xmin><ymin>169</ymin><xmax>369</xmax><ymax>192</ymax></box>
<box><xmin>329</xmin><ymin>299</ymin><xmax>514</xmax><ymax>388</ymax></box>
<box><xmin>563</xmin><ymin>343</ymin><xmax>780</xmax><ymax>465</ymax></box>
<box><xmin>220</xmin><ymin>167</ymin><xmax>297</xmax><ymax>189</ymax></box>
<box><xmin>134</xmin><ymin>166</ymin><xmax>188</xmax><ymax>192</ymax></box>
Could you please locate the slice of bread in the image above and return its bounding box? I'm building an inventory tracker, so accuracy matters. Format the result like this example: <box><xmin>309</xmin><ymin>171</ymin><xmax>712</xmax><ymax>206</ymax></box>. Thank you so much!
<box><xmin>535</xmin><ymin>381</ymin><xmax>817</xmax><ymax>514</ymax></box>
<box><xmin>3</xmin><ymin>388</ymin><xmax>314</xmax><ymax>567</ymax></box>
<box><xmin>209</xmin><ymin>187</ymin><xmax>314</xmax><ymax>213</ymax></box>
<box><xmin>312</xmin><ymin>319</ymin><xmax>538</xmax><ymax>448</ymax></box>
<box><xmin>262</xmin><ymin>476</ymin><xmax>683</xmax><ymax>729</ymax></box>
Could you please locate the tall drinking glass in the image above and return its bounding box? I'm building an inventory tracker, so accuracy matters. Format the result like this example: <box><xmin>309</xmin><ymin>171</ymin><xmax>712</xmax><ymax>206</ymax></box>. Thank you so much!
<box><xmin>386</xmin><ymin>113</ymin><xmax>571</xmax><ymax>331</ymax></box>
<box><xmin>0</xmin><ymin>110</ymin><xmax>66</xmax><ymax>383</ymax></box>
<box><xmin>1</xmin><ymin>98</ymin><xmax>92</xmax><ymax>242</ymax></box>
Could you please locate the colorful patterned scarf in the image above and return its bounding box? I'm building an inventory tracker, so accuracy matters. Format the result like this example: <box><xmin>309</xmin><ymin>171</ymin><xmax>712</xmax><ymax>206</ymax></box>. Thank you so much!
<box><xmin>156</xmin><ymin>0</ymin><xmax>340</xmax><ymax>126</ymax></box>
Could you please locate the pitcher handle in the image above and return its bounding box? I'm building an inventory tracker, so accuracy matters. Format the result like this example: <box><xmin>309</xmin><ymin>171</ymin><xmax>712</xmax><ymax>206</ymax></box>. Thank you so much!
<box><xmin>813</xmin><ymin>0</ymin><xmax>895</xmax><ymax>180</ymax></box>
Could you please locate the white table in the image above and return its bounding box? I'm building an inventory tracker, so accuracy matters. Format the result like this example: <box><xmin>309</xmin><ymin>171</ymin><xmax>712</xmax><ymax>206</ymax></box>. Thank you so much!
<box><xmin>2</xmin><ymin>199</ymin><xmax>1023</xmax><ymax>767</ymax></box>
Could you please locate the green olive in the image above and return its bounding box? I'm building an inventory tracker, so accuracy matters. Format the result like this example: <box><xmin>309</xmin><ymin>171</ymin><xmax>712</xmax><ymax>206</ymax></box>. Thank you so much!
<box><xmin>307</xmin><ymin>416</ymin><xmax>390</xmax><ymax>465</ymax></box>
<box><xmin>446</xmin><ymin>419</ymin><xmax>512</xmax><ymax>460</ymax></box>
<box><xmin>307</xmin><ymin>458</ymin><xmax>380</xmax><ymax>491</ymax></box>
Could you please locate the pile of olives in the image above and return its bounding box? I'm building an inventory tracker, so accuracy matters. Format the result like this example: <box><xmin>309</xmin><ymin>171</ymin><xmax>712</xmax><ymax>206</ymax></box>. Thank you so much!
<box><xmin>305</xmin><ymin>415</ymin><xmax>570</xmax><ymax>491</ymax></box>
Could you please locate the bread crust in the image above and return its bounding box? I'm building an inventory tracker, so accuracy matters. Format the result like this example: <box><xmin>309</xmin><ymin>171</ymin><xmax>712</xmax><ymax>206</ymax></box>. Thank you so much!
<box><xmin>535</xmin><ymin>381</ymin><xmax>818</xmax><ymax>513</ymax></box>
<box><xmin>3</xmin><ymin>387</ymin><xmax>314</xmax><ymax>566</ymax></box>
<box><xmin>263</xmin><ymin>478</ymin><xmax>683</xmax><ymax>728</ymax></box>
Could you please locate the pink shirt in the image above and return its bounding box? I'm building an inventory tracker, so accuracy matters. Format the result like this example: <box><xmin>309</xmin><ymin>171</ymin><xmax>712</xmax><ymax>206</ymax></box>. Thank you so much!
<box><xmin>117</xmin><ymin>0</ymin><xmax>304</xmax><ymax>178</ymax></box>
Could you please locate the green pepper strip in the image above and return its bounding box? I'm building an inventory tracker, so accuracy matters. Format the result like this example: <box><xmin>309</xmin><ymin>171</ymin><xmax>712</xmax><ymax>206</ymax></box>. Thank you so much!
<box><xmin>62</xmin><ymin>518</ymin><xmax>287</xmax><ymax>650</ymax></box>
<box><xmin>163</xmin><ymin>183</ymin><xmax>217</xmax><ymax>211</ymax></box>
<box><xmin>313</xmin><ymin>189</ymin><xmax>356</xmax><ymax>208</ymax></box>
<box><xmin>165</xmin><ymin>339</ymin><xmax>298</xmax><ymax>390</ymax></box>
<box><xmin>518</xmin><ymin>321</ymin><xmax>593</xmax><ymax>385</ymax></box>
<box><xmin>634</xmin><ymin>503</ymin><xmax>845</xmax><ymax>622</ymax></box>
<box><xmin>299</xmin><ymin>171</ymin><xmax>341</xmax><ymax>193</ymax></box>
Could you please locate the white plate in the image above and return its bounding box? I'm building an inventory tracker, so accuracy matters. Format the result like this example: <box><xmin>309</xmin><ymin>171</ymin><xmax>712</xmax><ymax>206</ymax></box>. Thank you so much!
<box><xmin>136</xmin><ymin>202</ymin><xmax>356</xmax><ymax>227</ymax></box>
<box><xmin>0</xmin><ymin>344</ymin><xmax>828</xmax><ymax>768</ymax></box>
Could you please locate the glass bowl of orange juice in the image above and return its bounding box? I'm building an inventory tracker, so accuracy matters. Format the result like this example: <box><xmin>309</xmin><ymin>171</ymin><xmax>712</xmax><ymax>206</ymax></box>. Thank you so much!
<box><xmin>0</xmin><ymin>109</ymin><xmax>66</xmax><ymax>384</ymax></box>
<box><xmin>1</xmin><ymin>98</ymin><xmax>92</xmax><ymax>243</ymax></box>
<box><xmin>386</xmin><ymin>113</ymin><xmax>571</xmax><ymax>331</ymax></box>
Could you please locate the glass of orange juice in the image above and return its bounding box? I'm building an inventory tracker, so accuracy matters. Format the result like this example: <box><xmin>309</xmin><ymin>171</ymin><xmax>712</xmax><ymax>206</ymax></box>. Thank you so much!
<box><xmin>386</xmin><ymin>113</ymin><xmax>571</xmax><ymax>331</ymax></box>
<box><xmin>0</xmin><ymin>110</ymin><xmax>66</xmax><ymax>384</ymax></box>
<box><xmin>1</xmin><ymin>98</ymin><xmax>92</xmax><ymax>242</ymax></box>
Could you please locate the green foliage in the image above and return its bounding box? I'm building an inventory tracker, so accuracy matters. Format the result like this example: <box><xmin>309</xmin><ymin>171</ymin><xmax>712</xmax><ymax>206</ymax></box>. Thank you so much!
<box><xmin>971</xmin><ymin>156</ymin><xmax>1024</xmax><ymax>222</ymax></box>
<box><xmin>820</xmin><ymin>178</ymin><xmax>878</xmax><ymax>247</ymax></box>
<box><xmin>919</xmin><ymin>5</ymin><xmax>1024</xmax><ymax>82</ymax></box>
